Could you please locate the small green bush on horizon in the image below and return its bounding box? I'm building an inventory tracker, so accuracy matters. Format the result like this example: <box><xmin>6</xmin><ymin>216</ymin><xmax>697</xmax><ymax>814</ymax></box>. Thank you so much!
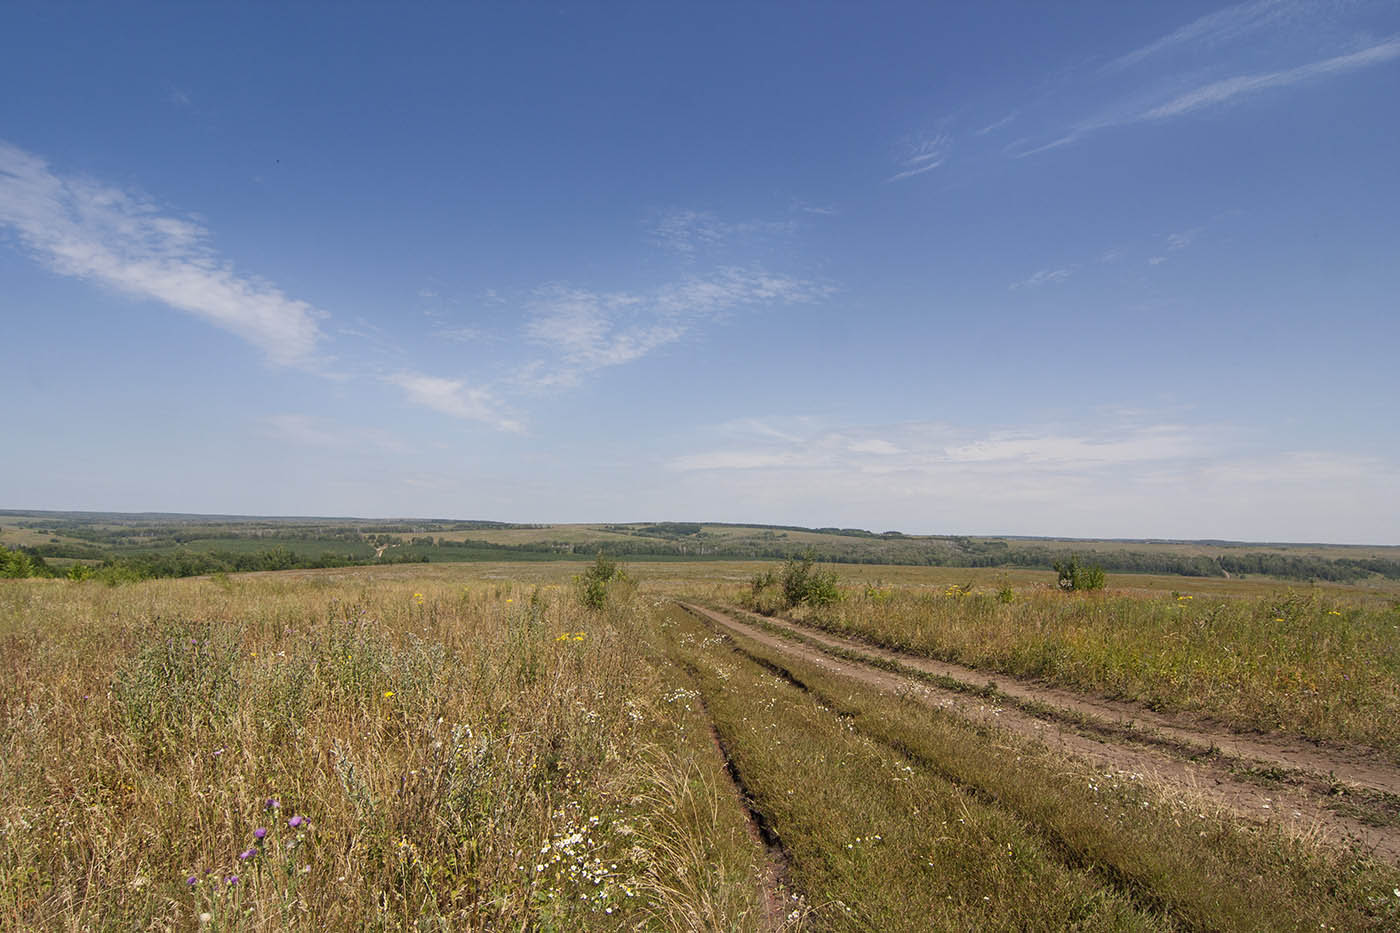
<box><xmin>1054</xmin><ymin>555</ymin><xmax>1106</xmax><ymax>592</ymax></box>
<box><xmin>575</xmin><ymin>552</ymin><xmax>630</xmax><ymax>610</ymax></box>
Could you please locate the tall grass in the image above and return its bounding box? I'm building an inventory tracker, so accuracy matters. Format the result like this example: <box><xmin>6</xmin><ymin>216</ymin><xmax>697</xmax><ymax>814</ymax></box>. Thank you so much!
<box><xmin>690</xmin><ymin>607</ymin><xmax>1400</xmax><ymax>931</ymax></box>
<box><xmin>0</xmin><ymin>575</ymin><xmax>765</xmax><ymax>930</ymax></box>
<box><xmin>737</xmin><ymin>584</ymin><xmax>1400</xmax><ymax>753</ymax></box>
<box><xmin>665</xmin><ymin>608</ymin><xmax>1173</xmax><ymax>931</ymax></box>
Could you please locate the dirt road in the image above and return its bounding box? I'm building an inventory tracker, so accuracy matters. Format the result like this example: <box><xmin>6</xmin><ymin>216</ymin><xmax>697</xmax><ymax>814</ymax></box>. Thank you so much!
<box><xmin>679</xmin><ymin>601</ymin><xmax>1400</xmax><ymax>865</ymax></box>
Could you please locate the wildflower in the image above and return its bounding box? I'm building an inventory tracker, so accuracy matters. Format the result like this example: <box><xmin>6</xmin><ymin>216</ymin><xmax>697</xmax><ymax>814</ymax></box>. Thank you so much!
<box><xmin>383</xmin><ymin>691</ymin><xmax>395</xmax><ymax>699</ymax></box>
<box><xmin>265</xmin><ymin>798</ymin><xmax>281</xmax><ymax>811</ymax></box>
<box><xmin>187</xmin><ymin>875</ymin><xmax>198</xmax><ymax>886</ymax></box>
<box><xmin>239</xmin><ymin>848</ymin><xmax>256</xmax><ymax>860</ymax></box>
<box><xmin>254</xmin><ymin>827</ymin><xmax>267</xmax><ymax>840</ymax></box>
<box><xmin>288</xmin><ymin>815</ymin><xmax>305</xmax><ymax>829</ymax></box>
<box><xmin>225</xmin><ymin>875</ymin><xmax>239</xmax><ymax>885</ymax></box>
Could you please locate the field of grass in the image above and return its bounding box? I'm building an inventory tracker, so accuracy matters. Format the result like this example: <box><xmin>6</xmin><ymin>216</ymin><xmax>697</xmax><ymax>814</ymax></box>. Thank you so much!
<box><xmin>0</xmin><ymin>571</ymin><xmax>767</xmax><ymax>929</ymax></box>
<box><xmin>667</xmin><ymin>605</ymin><xmax>1400</xmax><ymax>930</ymax></box>
<box><xmin>145</xmin><ymin>538</ymin><xmax>377</xmax><ymax>559</ymax></box>
<box><xmin>724</xmin><ymin>579</ymin><xmax>1400</xmax><ymax>756</ymax></box>
<box><xmin>3</xmin><ymin>560</ymin><xmax>1399</xmax><ymax>929</ymax></box>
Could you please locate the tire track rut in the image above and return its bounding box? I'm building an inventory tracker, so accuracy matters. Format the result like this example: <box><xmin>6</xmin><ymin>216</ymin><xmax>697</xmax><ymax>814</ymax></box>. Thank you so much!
<box><xmin>679</xmin><ymin>602</ymin><xmax>1400</xmax><ymax>865</ymax></box>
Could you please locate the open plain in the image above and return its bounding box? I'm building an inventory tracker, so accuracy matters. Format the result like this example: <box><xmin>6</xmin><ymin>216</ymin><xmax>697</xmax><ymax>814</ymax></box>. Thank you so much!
<box><xmin>4</xmin><ymin>558</ymin><xmax>1399</xmax><ymax>930</ymax></box>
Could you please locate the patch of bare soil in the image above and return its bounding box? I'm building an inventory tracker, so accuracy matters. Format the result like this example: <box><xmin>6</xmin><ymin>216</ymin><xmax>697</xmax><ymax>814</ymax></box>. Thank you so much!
<box><xmin>680</xmin><ymin>602</ymin><xmax>1400</xmax><ymax>865</ymax></box>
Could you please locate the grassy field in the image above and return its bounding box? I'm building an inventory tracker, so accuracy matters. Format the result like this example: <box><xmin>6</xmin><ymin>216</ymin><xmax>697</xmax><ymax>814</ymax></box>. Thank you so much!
<box><xmin>3</xmin><ymin>560</ymin><xmax>1399</xmax><ymax>929</ymax></box>
<box><xmin>0</xmin><ymin>570</ymin><xmax>767</xmax><ymax>929</ymax></box>
<box><xmin>721</xmin><ymin>577</ymin><xmax>1400</xmax><ymax>755</ymax></box>
<box><xmin>666</xmin><ymin>605</ymin><xmax>1399</xmax><ymax>930</ymax></box>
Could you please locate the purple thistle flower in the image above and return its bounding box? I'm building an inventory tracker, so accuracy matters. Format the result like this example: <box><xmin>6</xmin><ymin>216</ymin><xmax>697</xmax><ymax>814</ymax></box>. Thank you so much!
<box><xmin>224</xmin><ymin>875</ymin><xmax>239</xmax><ymax>885</ymax></box>
<box><xmin>288</xmin><ymin>815</ymin><xmax>304</xmax><ymax>829</ymax></box>
<box><xmin>265</xmin><ymin>798</ymin><xmax>280</xmax><ymax>811</ymax></box>
<box><xmin>254</xmin><ymin>827</ymin><xmax>267</xmax><ymax>840</ymax></box>
<box><xmin>239</xmin><ymin>847</ymin><xmax>256</xmax><ymax>860</ymax></box>
<box><xmin>187</xmin><ymin>876</ymin><xmax>198</xmax><ymax>886</ymax></box>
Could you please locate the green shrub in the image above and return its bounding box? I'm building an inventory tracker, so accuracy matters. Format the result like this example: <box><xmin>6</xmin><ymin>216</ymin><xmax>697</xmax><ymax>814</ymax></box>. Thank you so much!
<box><xmin>1053</xmin><ymin>555</ymin><xmax>1106</xmax><ymax>592</ymax></box>
<box><xmin>575</xmin><ymin>553</ymin><xmax>628</xmax><ymax>610</ymax></box>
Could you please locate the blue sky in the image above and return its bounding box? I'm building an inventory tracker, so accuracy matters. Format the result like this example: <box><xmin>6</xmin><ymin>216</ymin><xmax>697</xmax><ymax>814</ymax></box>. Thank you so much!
<box><xmin>3</xmin><ymin>1</ymin><xmax>1398</xmax><ymax>542</ymax></box>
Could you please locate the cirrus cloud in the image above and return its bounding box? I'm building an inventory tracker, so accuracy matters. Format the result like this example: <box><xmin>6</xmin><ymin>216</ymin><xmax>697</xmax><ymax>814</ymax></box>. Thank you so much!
<box><xmin>0</xmin><ymin>140</ymin><xmax>327</xmax><ymax>366</ymax></box>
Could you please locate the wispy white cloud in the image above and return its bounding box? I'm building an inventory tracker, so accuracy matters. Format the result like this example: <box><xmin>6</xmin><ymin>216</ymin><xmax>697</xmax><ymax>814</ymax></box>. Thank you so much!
<box><xmin>385</xmin><ymin>372</ymin><xmax>523</xmax><ymax>432</ymax></box>
<box><xmin>847</xmin><ymin>438</ymin><xmax>901</xmax><ymax>456</ymax></box>
<box><xmin>670</xmin><ymin>421</ymin><xmax>1200</xmax><ymax>476</ymax></box>
<box><xmin>1005</xmin><ymin>131</ymin><xmax>1092</xmax><ymax>159</ymax></box>
<box><xmin>1006</xmin><ymin>0</ymin><xmax>1400</xmax><ymax>160</ymax></box>
<box><xmin>653</xmin><ymin>209</ymin><xmax>728</xmax><ymax>255</ymax></box>
<box><xmin>662</xmin><ymin>417</ymin><xmax>1399</xmax><ymax>539</ymax></box>
<box><xmin>1166</xmin><ymin>227</ymin><xmax>1203</xmax><ymax>251</ymax></box>
<box><xmin>715</xmin><ymin>417</ymin><xmax>811</xmax><ymax>445</ymax></box>
<box><xmin>432</xmin><ymin>325</ymin><xmax>486</xmax><ymax>344</ymax></box>
<box><xmin>1141</xmin><ymin>36</ymin><xmax>1400</xmax><ymax>119</ymax></box>
<box><xmin>974</xmin><ymin>110</ymin><xmax>1019</xmax><ymax>136</ymax></box>
<box><xmin>1107</xmin><ymin>0</ymin><xmax>1301</xmax><ymax>71</ymax></box>
<box><xmin>943</xmin><ymin>426</ymin><xmax>1197</xmax><ymax>465</ymax></box>
<box><xmin>652</xmin><ymin>208</ymin><xmax>797</xmax><ymax>255</ymax></box>
<box><xmin>1010</xmin><ymin>267</ymin><xmax>1073</xmax><ymax>290</ymax></box>
<box><xmin>521</xmin><ymin>267</ymin><xmax>828</xmax><ymax>388</ymax></box>
<box><xmin>790</xmin><ymin>198</ymin><xmax>837</xmax><ymax>215</ymax></box>
<box><xmin>0</xmin><ymin>140</ymin><xmax>327</xmax><ymax>366</ymax></box>
<box><xmin>262</xmin><ymin>414</ymin><xmax>405</xmax><ymax>452</ymax></box>
<box><xmin>889</xmin><ymin>135</ymin><xmax>951</xmax><ymax>181</ymax></box>
<box><xmin>669</xmin><ymin>450</ymin><xmax>804</xmax><ymax>471</ymax></box>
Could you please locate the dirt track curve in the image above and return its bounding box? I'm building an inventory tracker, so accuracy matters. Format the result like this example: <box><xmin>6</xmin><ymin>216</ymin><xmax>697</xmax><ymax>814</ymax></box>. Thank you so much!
<box><xmin>679</xmin><ymin>602</ymin><xmax>1400</xmax><ymax>865</ymax></box>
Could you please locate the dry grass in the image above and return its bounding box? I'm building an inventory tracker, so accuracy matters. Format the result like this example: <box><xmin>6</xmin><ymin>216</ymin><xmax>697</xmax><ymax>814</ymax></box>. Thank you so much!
<box><xmin>5</xmin><ymin>562</ymin><xmax>1400</xmax><ymax>931</ymax></box>
<box><xmin>731</xmin><ymin>583</ymin><xmax>1400</xmax><ymax>755</ymax></box>
<box><xmin>0</xmin><ymin>573</ymin><xmax>765</xmax><ymax>930</ymax></box>
<box><xmin>682</xmin><ymin>607</ymin><xmax>1400</xmax><ymax>931</ymax></box>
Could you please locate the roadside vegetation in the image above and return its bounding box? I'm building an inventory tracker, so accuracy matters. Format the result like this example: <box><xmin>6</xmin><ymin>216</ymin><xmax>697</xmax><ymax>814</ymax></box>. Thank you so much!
<box><xmin>735</xmin><ymin>573</ymin><xmax>1400</xmax><ymax>755</ymax></box>
<box><xmin>666</xmin><ymin>605</ymin><xmax>1400</xmax><ymax>930</ymax></box>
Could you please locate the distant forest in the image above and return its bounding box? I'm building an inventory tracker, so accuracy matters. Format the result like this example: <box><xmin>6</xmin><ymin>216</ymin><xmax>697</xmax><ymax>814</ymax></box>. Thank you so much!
<box><xmin>2</xmin><ymin>512</ymin><xmax>1398</xmax><ymax>584</ymax></box>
